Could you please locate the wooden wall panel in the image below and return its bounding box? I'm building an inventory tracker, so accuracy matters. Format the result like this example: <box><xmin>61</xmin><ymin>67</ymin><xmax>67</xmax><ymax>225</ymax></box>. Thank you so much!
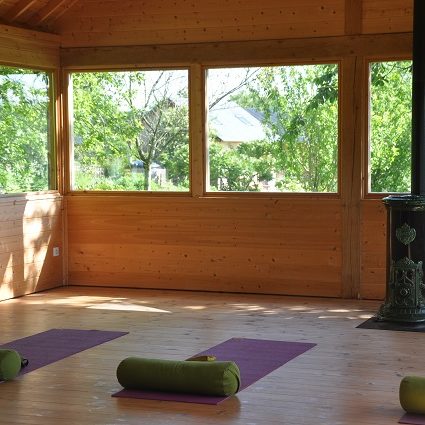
<box><xmin>362</xmin><ymin>0</ymin><xmax>412</xmax><ymax>34</ymax></box>
<box><xmin>0</xmin><ymin>23</ymin><xmax>59</xmax><ymax>68</ymax></box>
<box><xmin>0</xmin><ymin>3</ymin><xmax>413</xmax><ymax>302</ymax></box>
<box><xmin>360</xmin><ymin>199</ymin><xmax>386</xmax><ymax>300</ymax></box>
<box><xmin>67</xmin><ymin>196</ymin><xmax>342</xmax><ymax>297</ymax></box>
<box><xmin>345</xmin><ymin>0</ymin><xmax>363</xmax><ymax>35</ymax></box>
<box><xmin>0</xmin><ymin>195</ymin><xmax>64</xmax><ymax>301</ymax></box>
<box><xmin>55</xmin><ymin>0</ymin><xmax>345</xmax><ymax>47</ymax></box>
<box><xmin>0</xmin><ymin>25</ymin><xmax>62</xmax><ymax>302</ymax></box>
<box><xmin>61</xmin><ymin>33</ymin><xmax>412</xmax><ymax>301</ymax></box>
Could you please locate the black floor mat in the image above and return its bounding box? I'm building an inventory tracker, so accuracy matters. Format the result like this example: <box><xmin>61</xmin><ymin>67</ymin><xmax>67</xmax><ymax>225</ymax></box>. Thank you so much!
<box><xmin>357</xmin><ymin>317</ymin><xmax>425</xmax><ymax>332</ymax></box>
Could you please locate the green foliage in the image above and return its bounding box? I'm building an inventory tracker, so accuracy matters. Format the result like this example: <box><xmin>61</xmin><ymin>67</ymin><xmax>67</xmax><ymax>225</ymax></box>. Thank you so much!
<box><xmin>370</xmin><ymin>61</ymin><xmax>412</xmax><ymax>192</ymax></box>
<box><xmin>72</xmin><ymin>70</ymin><xmax>189</xmax><ymax>191</ymax></box>
<box><xmin>228</xmin><ymin>64</ymin><xmax>339</xmax><ymax>192</ymax></box>
<box><xmin>0</xmin><ymin>61</ymin><xmax>412</xmax><ymax>195</ymax></box>
<box><xmin>0</xmin><ymin>67</ymin><xmax>51</xmax><ymax>193</ymax></box>
<box><xmin>159</xmin><ymin>140</ymin><xmax>190</xmax><ymax>188</ymax></box>
<box><xmin>72</xmin><ymin>72</ymin><xmax>136</xmax><ymax>189</ymax></box>
<box><xmin>208</xmin><ymin>139</ymin><xmax>275</xmax><ymax>191</ymax></box>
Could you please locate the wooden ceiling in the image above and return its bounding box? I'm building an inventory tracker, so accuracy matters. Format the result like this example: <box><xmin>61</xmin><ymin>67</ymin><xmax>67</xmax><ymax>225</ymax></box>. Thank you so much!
<box><xmin>0</xmin><ymin>0</ymin><xmax>413</xmax><ymax>48</ymax></box>
<box><xmin>0</xmin><ymin>0</ymin><xmax>79</xmax><ymax>31</ymax></box>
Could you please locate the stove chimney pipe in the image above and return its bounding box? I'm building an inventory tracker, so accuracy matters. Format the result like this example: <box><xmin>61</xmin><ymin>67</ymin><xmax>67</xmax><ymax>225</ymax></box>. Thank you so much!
<box><xmin>411</xmin><ymin>0</ymin><xmax>425</xmax><ymax>195</ymax></box>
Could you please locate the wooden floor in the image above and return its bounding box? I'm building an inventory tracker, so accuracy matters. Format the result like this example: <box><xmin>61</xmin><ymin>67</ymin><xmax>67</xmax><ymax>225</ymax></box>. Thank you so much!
<box><xmin>0</xmin><ymin>286</ymin><xmax>420</xmax><ymax>425</ymax></box>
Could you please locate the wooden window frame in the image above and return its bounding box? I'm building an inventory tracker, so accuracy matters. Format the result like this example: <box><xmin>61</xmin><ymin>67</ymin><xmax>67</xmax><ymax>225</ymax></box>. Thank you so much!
<box><xmin>0</xmin><ymin>63</ymin><xmax>58</xmax><ymax>197</ymax></box>
<box><xmin>63</xmin><ymin>59</ymin><xmax>342</xmax><ymax>199</ymax></box>
<box><xmin>60</xmin><ymin>32</ymin><xmax>412</xmax><ymax>201</ymax></box>
<box><xmin>363</xmin><ymin>55</ymin><xmax>412</xmax><ymax>200</ymax></box>
<box><xmin>64</xmin><ymin>66</ymin><xmax>191</xmax><ymax>196</ymax></box>
<box><xmin>202</xmin><ymin>61</ymin><xmax>341</xmax><ymax>197</ymax></box>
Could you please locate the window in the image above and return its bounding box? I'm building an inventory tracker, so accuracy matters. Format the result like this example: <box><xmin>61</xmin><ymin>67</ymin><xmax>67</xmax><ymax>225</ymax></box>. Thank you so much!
<box><xmin>206</xmin><ymin>64</ymin><xmax>339</xmax><ymax>193</ymax></box>
<box><xmin>369</xmin><ymin>60</ymin><xmax>412</xmax><ymax>193</ymax></box>
<box><xmin>69</xmin><ymin>69</ymin><xmax>189</xmax><ymax>192</ymax></box>
<box><xmin>0</xmin><ymin>66</ymin><xmax>53</xmax><ymax>194</ymax></box>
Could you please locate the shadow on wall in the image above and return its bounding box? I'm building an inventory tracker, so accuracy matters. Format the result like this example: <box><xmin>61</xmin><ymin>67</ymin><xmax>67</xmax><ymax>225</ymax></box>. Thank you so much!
<box><xmin>0</xmin><ymin>194</ymin><xmax>64</xmax><ymax>301</ymax></box>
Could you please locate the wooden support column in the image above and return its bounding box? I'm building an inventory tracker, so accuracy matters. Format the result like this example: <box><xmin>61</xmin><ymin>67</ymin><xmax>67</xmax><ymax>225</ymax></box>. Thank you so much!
<box><xmin>340</xmin><ymin>56</ymin><xmax>365</xmax><ymax>298</ymax></box>
<box><xmin>189</xmin><ymin>64</ymin><xmax>205</xmax><ymax>197</ymax></box>
<box><xmin>61</xmin><ymin>71</ymin><xmax>73</xmax><ymax>194</ymax></box>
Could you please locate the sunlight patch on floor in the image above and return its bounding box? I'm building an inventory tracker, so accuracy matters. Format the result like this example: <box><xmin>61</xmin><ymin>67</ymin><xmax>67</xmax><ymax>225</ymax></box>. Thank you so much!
<box><xmin>16</xmin><ymin>295</ymin><xmax>171</xmax><ymax>313</ymax></box>
<box><xmin>183</xmin><ymin>305</ymin><xmax>206</xmax><ymax>310</ymax></box>
<box><xmin>87</xmin><ymin>303</ymin><xmax>171</xmax><ymax>313</ymax></box>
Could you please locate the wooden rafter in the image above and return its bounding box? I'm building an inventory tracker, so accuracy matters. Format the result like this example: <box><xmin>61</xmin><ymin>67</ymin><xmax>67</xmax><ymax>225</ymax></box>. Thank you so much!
<box><xmin>3</xmin><ymin>0</ymin><xmax>39</xmax><ymax>22</ymax></box>
<box><xmin>31</xmin><ymin>0</ymin><xmax>68</xmax><ymax>25</ymax></box>
<box><xmin>47</xmin><ymin>0</ymin><xmax>79</xmax><ymax>24</ymax></box>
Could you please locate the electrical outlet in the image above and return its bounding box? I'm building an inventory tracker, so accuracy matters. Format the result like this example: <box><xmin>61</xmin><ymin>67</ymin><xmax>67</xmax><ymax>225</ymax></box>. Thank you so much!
<box><xmin>53</xmin><ymin>247</ymin><xmax>60</xmax><ymax>257</ymax></box>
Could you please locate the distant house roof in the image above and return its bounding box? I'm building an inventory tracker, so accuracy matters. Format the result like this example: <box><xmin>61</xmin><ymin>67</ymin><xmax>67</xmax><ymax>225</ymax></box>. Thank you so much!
<box><xmin>209</xmin><ymin>102</ymin><xmax>266</xmax><ymax>143</ymax></box>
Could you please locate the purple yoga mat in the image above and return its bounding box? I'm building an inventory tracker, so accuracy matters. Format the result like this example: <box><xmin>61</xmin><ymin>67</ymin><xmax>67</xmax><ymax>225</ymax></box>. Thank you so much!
<box><xmin>400</xmin><ymin>413</ymin><xmax>425</xmax><ymax>424</ymax></box>
<box><xmin>112</xmin><ymin>337</ymin><xmax>316</xmax><ymax>404</ymax></box>
<box><xmin>0</xmin><ymin>329</ymin><xmax>128</xmax><ymax>379</ymax></box>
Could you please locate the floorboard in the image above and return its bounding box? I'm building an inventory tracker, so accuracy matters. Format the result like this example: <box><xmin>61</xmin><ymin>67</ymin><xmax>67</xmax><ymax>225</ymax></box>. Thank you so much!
<box><xmin>0</xmin><ymin>286</ymin><xmax>415</xmax><ymax>424</ymax></box>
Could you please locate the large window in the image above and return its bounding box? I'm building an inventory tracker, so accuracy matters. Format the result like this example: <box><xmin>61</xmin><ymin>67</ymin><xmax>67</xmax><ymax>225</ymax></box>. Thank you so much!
<box><xmin>369</xmin><ymin>60</ymin><xmax>412</xmax><ymax>193</ymax></box>
<box><xmin>70</xmin><ymin>69</ymin><xmax>189</xmax><ymax>192</ymax></box>
<box><xmin>0</xmin><ymin>66</ymin><xmax>53</xmax><ymax>194</ymax></box>
<box><xmin>206</xmin><ymin>64</ymin><xmax>339</xmax><ymax>193</ymax></box>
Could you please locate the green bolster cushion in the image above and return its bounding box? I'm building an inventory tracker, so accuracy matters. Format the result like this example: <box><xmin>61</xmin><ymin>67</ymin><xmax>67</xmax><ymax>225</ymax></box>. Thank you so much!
<box><xmin>400</xmin><ymin>376</ymin><xmax>425</xmax><ymax>414</ymax></box>
<box><xmin>0</xmin><ymin>349</ymin><xmax>22</xmax><ymax>381</ymax></box>
<box><xmin>117</xmin><ymin>357</ymin><xmax>241</xmax><ymax>396</ymax></box>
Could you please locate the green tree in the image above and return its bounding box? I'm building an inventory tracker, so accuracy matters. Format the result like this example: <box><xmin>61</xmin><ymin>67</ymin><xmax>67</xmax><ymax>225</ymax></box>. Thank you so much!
<box><xmin>71</xmin><ymin>63</ymin><xmax>412</xmax><ymax>194</ymax></box>
<box><xmin>72</xmin><ymin>70</ymin><xmax>189</xmax><ymax>191</ymax></box>
<box><xmin>229</xmin><ymin>64</ymin><xmax>339</xmax><ymax>192</ymax></box>
<box><xmin>72</xmin><ymin>72</ymin><xmax>134</xmax><ymax>189</ymax></box>
<box><xmin>0</xmin><ymin>67</ymin><xmax>51</xmax><ymax>193</ymax></box>
<box><xmin>369</xmin><ymin>61</ymin><xmax>412</xmax><ymax>192</ymax></box>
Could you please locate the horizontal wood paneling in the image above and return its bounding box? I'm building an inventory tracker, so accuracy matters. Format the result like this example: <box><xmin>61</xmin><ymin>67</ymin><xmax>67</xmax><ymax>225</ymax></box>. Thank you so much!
<box><xmin>51</xmin><ymin>0</ymin><xmax>414</xmax><ymax>48</ymax></box>
<box><xmin>0</xmin><ymin>0</ymin><xmax>415</xmax><ymax>40</ymax></box>
<box><xmin>0</xmin><ymin>23</ymin><xmax>59</xmax><ymax>68</ymax></box>
<box><xmin>67</xmin><ymin>196</ymin><xmax>342</xmax><ymax>297</ymax></box>
<box><xmin>0</xmin><ymin>195</ymin><xmax>64</xmax><ymax>301</ymax></box>
<box><xmin>0</xmin><ymin>2</ymin><xmax>413</xmax><ymax>302</ymax></box>
<box><xmin>54</xmin><ymin>0</ymin><xmax>345</xmax><ymax>47</ymax></box>
<box><xmin>0</xmin><ymin>24</ymin><xmax>63</xmax><ymax>302</ymax></box>
<box><xmin>362</xmin><ymin>0</ymin><xmax>412</xmax><ymax>34</ymax></box>
<box><xmin>360</xmin><ymin>199</ymin><xmax>386</xmax><ymax>300</ymax></box>
<box><xmin>60</xmin><ymin>32</ymin><xmax>412</xmax><ymax>69</ymax></box>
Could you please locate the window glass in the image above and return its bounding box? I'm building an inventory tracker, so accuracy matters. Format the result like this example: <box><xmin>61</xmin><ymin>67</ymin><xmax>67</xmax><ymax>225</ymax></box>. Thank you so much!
<box><xmin>70</xmin><ymin>70</ymin><xmax>189</xmax><ymax>191</ymax></box>
<box><xmin>369</xmin><ymin>60</ymin><xmax>412</xmax><ymax>193</ymax></box>
<box><xmin>206</xmin><ymin>64</ymin><xmax>339</xmax><ymax>192</ymax></box>
<box><xmin>0</xmin><ymin>66</ymin><xmax>52</xmax><ymax>193</ymax></box>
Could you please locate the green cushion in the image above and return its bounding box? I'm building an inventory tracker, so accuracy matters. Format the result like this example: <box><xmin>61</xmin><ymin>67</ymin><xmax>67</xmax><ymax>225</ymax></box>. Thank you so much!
<box><xmin>0</xmin><ymin>349</ymin><xmax>22</xmax><ymax>381</ymax></box>
<box><xmin>400</xmin><ymin>376</ymin><xmax>425</xmax><ymax>414</ymax></box>
<box><xmin>117</xmin><ymin>357</ymin><xmax>241</xmax><ymax>396</ymax></box>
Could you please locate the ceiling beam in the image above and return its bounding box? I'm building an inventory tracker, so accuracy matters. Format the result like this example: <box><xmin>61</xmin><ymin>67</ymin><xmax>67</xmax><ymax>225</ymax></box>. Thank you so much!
<box><xmin>3</xmin><ymin>0</ymin><xmax>39</xmax><ymax>22</ymax></box>
<box><xmin>32</xmin><ymin>0</ymin><xmax>68</xmax><ymax>25</ymax></box>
